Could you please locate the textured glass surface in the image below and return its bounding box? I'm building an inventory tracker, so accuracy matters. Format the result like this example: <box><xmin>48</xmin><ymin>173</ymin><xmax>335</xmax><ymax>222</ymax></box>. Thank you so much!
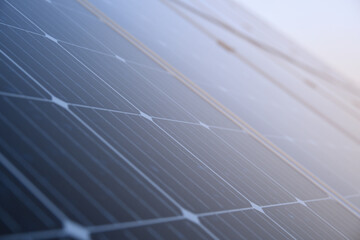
<box><xmin>0</xmin><ymin>0</ymin><xmax>359</xmax><ymax>239</ymax></box>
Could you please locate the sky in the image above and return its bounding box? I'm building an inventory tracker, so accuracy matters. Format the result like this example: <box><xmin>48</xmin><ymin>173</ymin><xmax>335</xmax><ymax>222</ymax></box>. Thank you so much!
<box><xmin>237</xmin><ymin>0</ymin><xmax>360</xmax><ymax>84</ymax></box>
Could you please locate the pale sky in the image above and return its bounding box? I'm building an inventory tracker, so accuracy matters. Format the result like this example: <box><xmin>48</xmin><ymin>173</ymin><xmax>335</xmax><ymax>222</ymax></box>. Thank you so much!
<box><xmin>238</xmin><ymin>0</ymin><xmax>360</xmax><ymax>84</ymax></box>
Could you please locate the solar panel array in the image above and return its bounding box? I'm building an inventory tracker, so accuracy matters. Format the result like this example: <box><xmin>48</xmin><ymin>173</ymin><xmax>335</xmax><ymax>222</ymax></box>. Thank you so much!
<box><xmin>0</xmin><ymin>0</ymin><xmax>359</xmax><ymax>239</ymax></box>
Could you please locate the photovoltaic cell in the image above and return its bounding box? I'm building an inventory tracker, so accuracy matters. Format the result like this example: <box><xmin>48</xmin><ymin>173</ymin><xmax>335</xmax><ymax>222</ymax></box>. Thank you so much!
<box><xmin>72</xmin><ymin>107</ymin><xmax>250</xmax><ymax>213</ymax></box>
<box><xmin>307</xmin><ymin>200</ymin><xmax>360</xmax><ymax>239</ymax></box>
<box><xmin>265</xmin><ymin>204</ymin><xmax>347</xmax><ymax>239</ymax></box>
<box><xmin>0</xmin><ymin>52</ymin><xmax>49</xmax><ymax>98</ymax></box>
<box><xmin>272</xmin><ymin>139</ymin><xmax>359</xmax><ymax>196</ymax></box>
<box><xmin>0</xmin><ymin>163</ymin><xmax>61</xmax><ymax>235</ymax></box>
<box><xmin>201</xmin><ymin>210</ymin><xmax>289</xmax><ymax>240</ymax></box>
<box><xmin>0</xmin><ymin>0</ymin><xmax>43</xmax><ymax>34</ymax></box>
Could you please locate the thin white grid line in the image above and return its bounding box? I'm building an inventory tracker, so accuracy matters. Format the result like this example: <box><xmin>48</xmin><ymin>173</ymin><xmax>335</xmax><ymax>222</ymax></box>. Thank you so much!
<box><xmin>197</xmin><ymin>81</ymin><xmax>360</xmax><ymax>151</ymax></box>
<box><xmin>50</xmin><ymin>1</ymin><xmax>171</xmax><ymax>73</ymax></box>
<box><xmin>0</xmin><ymin>90</ymin><xmax>242</xmax><ymax>132</ymax></box>
<box><xmin>0</xmin><ymin>19</ymin><xmax>169</xmax><ymax>74</ymax></box>
<box><xmin>345</xmin><ymin>193</ymin><xmax>360</xmax><ymax>199</ymax></box>
<box><xmin>0</xmin><ymin>196</ymin><xmax>331</xmax><ymax>240</ymax></box>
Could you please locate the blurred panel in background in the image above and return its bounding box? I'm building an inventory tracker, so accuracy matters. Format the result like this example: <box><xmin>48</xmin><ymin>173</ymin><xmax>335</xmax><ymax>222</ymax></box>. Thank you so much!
<box><xmin>238</xmin><ymin>0</ymin><xmax>360</xmax><ymax>84</ymax></box>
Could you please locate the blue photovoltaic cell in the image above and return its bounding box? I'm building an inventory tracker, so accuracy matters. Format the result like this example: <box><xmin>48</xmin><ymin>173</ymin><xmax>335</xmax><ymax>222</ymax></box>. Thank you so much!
<box><xmin>201</xmin><ymin>210</ymin><xmax>289</xmax><ymax>240</ymax></box>
<box><xmin>0</xmin><ymin>52</ymin><xmax>49</xmax><ymax>98</ymax></box>
<box><xmin>0</xmin><ymin>0</ymin><xmax>43</xmax><ymax>34</ymax></box>
<box><xmin>62</xmin><ymin>44</ymin><xmax>199</xmax><ymax>123</ymax></box>
<box><xmin>0</xmin><ymin>163</ymin><xmax>61</xmax><ymax>235</ymax></box>
<box><xmin>265</xmin><ymin>204</ymin><xmax>347</xmax><ymax>239</ymax></box>
<box><xmin>72</xmin><ymin>107</ymin><xmax>251</xmax><ymax>213</ymax></box>
<box><xmin>307</xmin><ymin>200</ymin><xmax>360</xmax><ymax>239</ymax></box>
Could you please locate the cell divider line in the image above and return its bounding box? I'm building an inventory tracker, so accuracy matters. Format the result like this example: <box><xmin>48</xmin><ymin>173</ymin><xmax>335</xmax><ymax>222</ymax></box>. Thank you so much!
<box><xmin>1</xmin><ymin>16</ymin><xmax>169</xmax><ymax>74</ymax></box>
<box><xmin>84</xmin><ymin>197</ymin><xmax>330</xmax><ymax>234</ymax></box>
<box><xmin>87</xmin><ymin>215</ymin><xmax>185</xmax><ymax>234</ymax></box>
<box><xmin>197</xmin><ymin>198</ymin><xmax>328</xmax><ymax>218</ymax></box>
<box><xmin>69</xmin><ymin>102</ymin><xmax>140</xmax><ymax>117</ymax></box>
<box><xmin>0</xmin><ymin>19</ymin><xmax>116</xmax><ymax>59</ymax></box>
<box><xmin>0</xmin><ymin>90</ymin><xmax>240</xmax><ymax>134</ymax></box>
<box><xmin>0</xmin><ymin>88</ymin><xmax>348</xmax><ymax>152</ymax></box>
<box><xmin>0</xmin><ymin>49</ymin><xmax>52</xmax><ymax>98</ymax></box>
<box><xmin>0</xmin><ymin>21</ymin><xmax>45</xmax><ymax>38</ymax></box>
<box><xmin>74</xmin><ymin>0</ymin><xmax>360</xmax><ymax>218</ymax></box>
<box><xmin>0</xmin><ymin>195</ymin><xmax>332</xmax><ymax>240</ymax></box>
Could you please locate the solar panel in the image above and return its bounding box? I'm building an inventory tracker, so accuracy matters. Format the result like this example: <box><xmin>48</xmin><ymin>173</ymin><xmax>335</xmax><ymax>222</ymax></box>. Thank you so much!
<box><xmin>0</xmin><ymin>0</ymin><xmax>359</xmax><ymax>239</ymax></box>
<box><xmin>84</xmin><ymin>0</ymin><xmax>360</xmax><ymax>207</ymax></box>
